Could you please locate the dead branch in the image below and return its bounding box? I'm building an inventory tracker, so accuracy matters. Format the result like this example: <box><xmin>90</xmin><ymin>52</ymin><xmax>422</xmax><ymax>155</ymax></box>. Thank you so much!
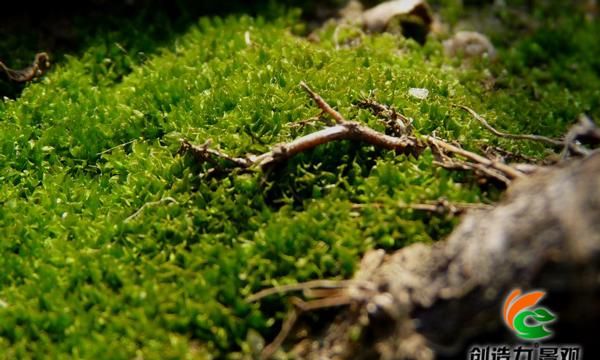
<box><xmin>456</xmin><ymin>105</ymin><xmax>564</xmax><ymax>146</ymax></box>
<box><xmin>286</xmin><ymin>114</ymin><xmax>329</xmax><ymax>128</ymax></box>
<box><xmin>248</xmin><ymin>279</ymin><xmax>354</xmax><ymax>360</ymax></box>
<box><xmin>0</xmin><ymin>52</ymin><xmax>50</xmax><ymax>83</ymax></box>
<box><xmin>124</xmin><ymin>196</ymin><xmax>178</xmax><ymax>223</ymax></box>
<box><xmin>97</xmin><ymin>139</ymin><xmax>138</xmax><ymax>156</ymax></box>
<box><xmin>299</xmin><ymin>82</ymin><xmax>346</xmax><ymax>124</ymax></box>
<box><xmin>458</xmin><ymin>106</ymin><xmax>599</xmax><ymax>160</ymax></box>
<box><xmin>260</xmin><ymin>294</ymin><xmax>354</xmax><ymax>359</ymax></box>
<box><xmin>433</xmin><ymin>159</ymin><xmax>512</xmax><ymax>185</ymax></box>
<box><xmin>181</xmin><ymin>83</ymin><xmax>526</xmax><ymax>184</ymax></box>
<box><xmin>247</xmin><ymin>279</ymin><xmax>354</xmax><ymax>303</ymax></box>
<box><xmin>357</xmin><ymin>99</ymin><xmax>521</xmax><ymax>183</ymax></box>
<box><xmin>351</xmin><ymin>199</ymin><xmax>494</xmax><ymax>216</ymax></box>
<box><xmin>425</xmin><ymin>136</ymin><xmax>523</xmax><ymax>180</ymax></box>
<box><xmin>482</xmin><ymin>145</ymin><xmax>541</xmax><ymax>164</ymax></box>
<box><xmin>180</xmin><ymin>139</ymin><xmax>252</xmax><ymax>168</ymax></box>
<box><xmin>261</xmin><ymin>307</ymin><xmax>299</xmax><ymax>360</ymax></box>
<box><xmin>357</xmin><ymin>98</ymin><xmax>413</xmax><ymax>137</ymax></box>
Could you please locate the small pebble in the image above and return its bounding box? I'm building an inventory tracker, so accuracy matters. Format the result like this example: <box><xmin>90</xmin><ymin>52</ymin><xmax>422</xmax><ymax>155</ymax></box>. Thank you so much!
<box><xmin>443</xmin><ymin>31</ymin><xmax>496</xmax><ymax>59</ymax></box>
<box><xmin>408</xmin><ymin>87</ymin><xmax>429</xmax><ymax>100</ymax></box>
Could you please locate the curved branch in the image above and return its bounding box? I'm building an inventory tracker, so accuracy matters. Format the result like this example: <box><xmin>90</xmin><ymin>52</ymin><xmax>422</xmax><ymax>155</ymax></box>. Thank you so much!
<box><xmin>456</xmin><ymin>105</ymin><xmax>564</xmax><ymax>146</ymax></box>
<box><xmin>181</xmin><ymin>83</ymin><xmax>526</xmax><ymax>185</ymax></box>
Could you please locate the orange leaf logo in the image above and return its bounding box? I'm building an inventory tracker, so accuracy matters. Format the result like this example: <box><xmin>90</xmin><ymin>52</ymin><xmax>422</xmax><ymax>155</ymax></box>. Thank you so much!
<box><xmin>503</xmin><ymin>288</ymin><xmax>556</xmax><ymax>340</ymax></box>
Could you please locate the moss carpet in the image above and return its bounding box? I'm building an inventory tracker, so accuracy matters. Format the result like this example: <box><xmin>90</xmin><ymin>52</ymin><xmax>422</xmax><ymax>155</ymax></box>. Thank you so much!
<box><xmin>1</xmin><ymin>3</ymin><xmax>599</xmax><ymax>359</ymax></box>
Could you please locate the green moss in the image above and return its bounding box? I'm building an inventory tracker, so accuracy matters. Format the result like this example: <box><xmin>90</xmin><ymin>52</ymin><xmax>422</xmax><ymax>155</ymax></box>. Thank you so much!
<box><xmin>0</xmin><ymin>3</ymin><xmax>598</xmax><ymax>359</ymax></box>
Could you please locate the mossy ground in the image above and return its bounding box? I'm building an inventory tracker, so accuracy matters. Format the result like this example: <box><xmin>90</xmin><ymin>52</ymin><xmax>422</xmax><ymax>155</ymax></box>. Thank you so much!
<box><xmin>0</xmin><ymin>2</ymin><xmax>598</xmax><ymax>359</ymax></box>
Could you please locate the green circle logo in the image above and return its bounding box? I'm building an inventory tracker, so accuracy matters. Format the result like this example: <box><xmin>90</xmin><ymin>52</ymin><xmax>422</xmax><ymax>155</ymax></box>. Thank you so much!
<box><xmin>503</xmin><ymin>289</ymin><xmax>557</xmax><ymax>340</ymax></box>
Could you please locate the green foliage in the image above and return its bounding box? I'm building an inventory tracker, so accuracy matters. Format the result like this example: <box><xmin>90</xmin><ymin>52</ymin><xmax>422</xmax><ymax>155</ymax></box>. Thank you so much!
<box><xmin>0</xmin><ymin>4</ymin><xmax>598</xmax><ymax>359</ymax></box>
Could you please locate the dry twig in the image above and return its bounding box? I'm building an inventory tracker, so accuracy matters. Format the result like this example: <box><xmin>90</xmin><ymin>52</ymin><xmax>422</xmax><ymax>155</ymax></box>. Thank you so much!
<box><xmin>247</xmin><ymin>279</ymin><xmax>354</xmax><ymax>359</ymax></box>
<box><xmin>180</xmin><ymin>139</ymin><xmax>252</xmax><ymax>168</ymax></box>
<box><xmin>456</xmin><ymin>105</ymin><xmax>563</xmax><ymax>146</ymax></box>
<box><xmin>357</xmin><ymin>98</ymin><xmax>413</xmax><ymax>137</ymax></box>
<box><xmin>97</xmin><ymin>139</ymin><xmax>138</xmax><ymax>156</ymax></box>
<box><xmin>124</xmin><ymin>196</ymin><xmax>178</xmax><ymax>223</ymax></box>
<box><xmin>247</xmin><ymin>279</ymin><xmax>353</xmax><ymax>303</ymax></box>
<box><xmin>351</xmin><ymin>199</ymin><xmax>493</xmax><ymax>216</ymax></box>
<box><xmin>0</xmin><ymin>52</ymin><xmax>50</xmax><ymax>83</ymax></box>
<box><xmin>457</xmin><ymin>105</ymin><xmax>600</xmax><ymax>160</ymax></box>
<box><xmin>181</xmin><ymin>82</ymin><xmax>525</xmax><ymax>184</ymax></box>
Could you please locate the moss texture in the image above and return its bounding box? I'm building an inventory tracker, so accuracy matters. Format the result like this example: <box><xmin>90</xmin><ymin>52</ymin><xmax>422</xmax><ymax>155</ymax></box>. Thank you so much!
<box><xmin>0</xmin><ymin>2</ymin><xmax>598</xmax><ymax>359</ymax></box>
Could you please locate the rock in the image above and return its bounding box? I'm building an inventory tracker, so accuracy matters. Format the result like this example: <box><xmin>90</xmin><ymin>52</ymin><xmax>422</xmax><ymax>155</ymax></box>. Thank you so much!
<box><xmin>362</xmin><ymin>0</ymin><xmax>433</xmax><ymax>42</ymax></box>
<box><xmin>443</xmin><ymin>31</ymin><xmax>496</xmax><ymax>59</ymax></box>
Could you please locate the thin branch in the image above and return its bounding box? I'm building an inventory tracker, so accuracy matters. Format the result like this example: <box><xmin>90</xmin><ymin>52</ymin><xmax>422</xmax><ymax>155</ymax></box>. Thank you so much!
<box><xmin>260</xmin><ymin>296</ymin><xmax>351</xmax><ymax>359</ymax></box>
<box><xmin>426</xmin><ymin>136</ymin><xmax>524</xmax><ymax>180</ymax></box>
<box><xmin>124</xmin><ymin>196</ymin><xmax>178</xmax><ymax>223</ymax></box>
<box><xmin>180</xmin><ymin>139</ymin><xmax>252</xmax><ymax>168</ymax></box>
<box><xmin>286</xmin><ymin>116</ymin><xmax>322</xmax><ymax>128</ymax></box>
<box><xmin>482</xmin><ymin>145</ymin><xmax>541</xmax><ymax>164</ymax></box>
<box><xmin>247</xmin><ymin>123</ymin><xmax>416</xmax><ymax>169</ymax></box>
<box><xmin>250</xmin><ymin>125</ymin><xmax>357</xmax><ymax>167</ymax></box>
<box><xmin>301</xmin><ymin>287</ymin><xmax>347</xmax><ymax>299</ymax></box>
<box><xmin>300</xmin><ymin>82</ymin><xmax>346</xmax><ymax>124</ymax></box>
<box><xmin>261</xmin><ymin>307</ymin><xmax>298</xmax><ymax>360</ymax></box>
<box><xmin>286</xmin><ymin>112</ymin><xmax>333</xmax><ymax>128</ymax></box>
<box><xmin>181</xmin><ymin>83</ymin><xmax>525</xmax><ymax>183</ymax></box>
<box><xmin>352</xmin><ymin>200</ymin><xmax>494</xmax><ymax>216</ymax></box>
<box><xmin>247</xmin><ymin>279</ymin><xmax>353</xmax><ymax>303</ymax></box>
<box><xmin>357</xmin><ymin>98</ymin><xmax>413</xmax><ymax>137</ymax></box>
<box><xmin>456</xmin><ymin>105</ymin><xmax>564</xmax><ymax>146</ymax></box>
<box><xmin>291</xmin><ymin>295</ymin><xmax>351</xmax><ymax>312</ymax></box>
<box><xmin>97</xmin><ymin>139</ymin><xmax>138</xmax><ymax>156</ymax></box>
<box><xmin>434</xmin><ymin>159</ymin><xmax>512</xmax><ymax>185</ymax></box>
<box><xmin>405</xmin><ymin>202</ymin><xmax>493</xmax><ymax>214</ymax></box>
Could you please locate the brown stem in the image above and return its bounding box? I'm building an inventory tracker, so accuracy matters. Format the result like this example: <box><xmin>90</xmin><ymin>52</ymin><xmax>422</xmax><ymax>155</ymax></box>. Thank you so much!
<box><xmin>180</xmin><ymin>139</ymin><xmax>251</xmax><ymax>168</ymax></box>
<box><xmin>434</xmin><ymin>159</ymin><xmax>512</xmax><ymax>185</ymax></box>
<box><xmin>247</xmin><ymin>279</ymin><xmax>353</xmax><ymax>303</ymax></box>
<box><xmin>456</xmin><ymin>105</ymin><xmax>564</xmax><ymax>146</ymax></box>
<box><xmin>300</xmin><ymin>81</ymin><xmax>346</xmax><ymax>124</ymax></box>
<box><xmin>181</xmin><ymin>83</ymin><xmax>525</xmax><ymax>184</ymax></box>
<box><xmin>260</xmin><ymin>296</ymin><xmax>351</xmax><ymax>359</ymax></box>
<box><xmin>351</xmin><ymin>200</ymin><xmax>494</xmax><ymax>215</ymax></box>
<box><xmin>426</xmin><ymin>136</ymin><xmax>524</xmax><ymax>179</ymax></box>
<box><xmin>260</xmin><ymin>308</ymin><xmax>299</xmax><ymax>359</ymax></box>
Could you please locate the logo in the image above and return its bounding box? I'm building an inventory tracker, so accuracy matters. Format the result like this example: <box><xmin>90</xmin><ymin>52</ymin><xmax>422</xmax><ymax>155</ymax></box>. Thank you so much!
<box><xmin>502</xmin><ymin>289</ymin><xmax>556</xmax><ymax>341</ymax></box>
<box><xmin>468</xmin><ymin>289</ymin><xmax>578</xmax><ymax>360</ymax></box>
